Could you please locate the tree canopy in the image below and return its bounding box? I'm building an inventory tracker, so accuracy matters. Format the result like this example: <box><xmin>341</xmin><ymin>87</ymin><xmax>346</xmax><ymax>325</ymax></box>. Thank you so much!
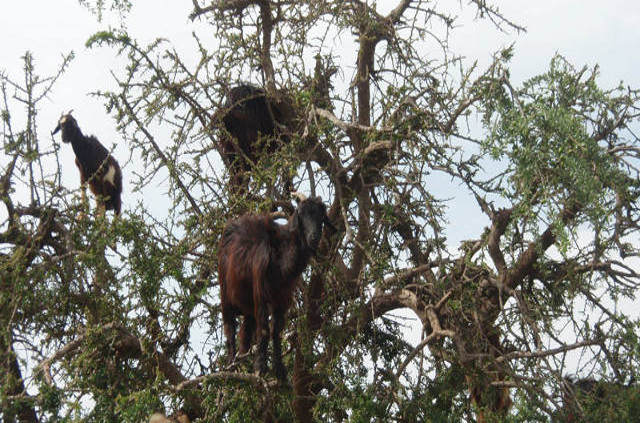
<box><xmin>2</xmin><ymin>1</ymin><xmax>640</xmax><ymax>422</ymax></box>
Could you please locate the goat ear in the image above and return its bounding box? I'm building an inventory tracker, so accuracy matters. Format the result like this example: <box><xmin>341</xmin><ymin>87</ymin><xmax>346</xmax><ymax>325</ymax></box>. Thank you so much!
<box><xmin>323</xmin><ymin>213</ymin><xmax>337</xmax><ymax>233</ymax></box>
<box><xmin>291</xmin><ymin>209</ymin><xmax>303</xmax><ymax>232</ymax></box>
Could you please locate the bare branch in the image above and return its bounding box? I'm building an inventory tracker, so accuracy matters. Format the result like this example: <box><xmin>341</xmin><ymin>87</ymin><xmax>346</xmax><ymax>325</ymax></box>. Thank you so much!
<box><xmin>120</xmin><ymin>95</ymin><xmax>203</xmax><ymax>216</ymax></box>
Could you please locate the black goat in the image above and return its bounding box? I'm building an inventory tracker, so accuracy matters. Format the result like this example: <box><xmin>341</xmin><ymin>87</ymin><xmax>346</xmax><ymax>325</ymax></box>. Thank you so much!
<box><xmin>218</xmin><ymin>84</ymin><xmax>295</xmax><ymax>193</ymax></box>
<box><xmin>218</xmin><ymin>192</ymin><xmax>334</xmax><ymax>380</ymax></box>
<box><xmin>52</xmin><ymin>112</ymin><xmax>122</xmax><ymax>215</ymax></box>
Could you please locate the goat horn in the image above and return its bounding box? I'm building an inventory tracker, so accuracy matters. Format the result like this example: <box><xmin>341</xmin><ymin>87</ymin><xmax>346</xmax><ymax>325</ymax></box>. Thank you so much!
<box><xmin>68</xmin><ymin>109</ymin><xmax>74</xmax><ymax>115</ymax></box>
<box><xmin>291</xmin><ymin>191</ymin><xmax>307</xmax><ymax>203</ymax></box>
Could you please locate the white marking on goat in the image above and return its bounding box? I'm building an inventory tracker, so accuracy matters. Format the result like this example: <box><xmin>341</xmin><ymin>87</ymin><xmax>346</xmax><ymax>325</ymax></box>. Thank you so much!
<box><xmin>104</xmin><ymin>164</ymin><xmax>116</xmax><ymax>185</ymax></box>
<box><xmin>59</xmin><ymin>115</ymin><xmax>68</xmax><ymax>125</ymax></box>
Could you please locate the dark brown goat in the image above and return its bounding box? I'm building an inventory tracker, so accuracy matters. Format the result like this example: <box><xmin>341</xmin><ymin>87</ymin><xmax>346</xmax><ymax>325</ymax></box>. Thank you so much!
<box><xmin>218</xmin><ymin>84</ymin><xmax>296</xmax><ymax>193</ymax></box>
<box><xmin>52</xmin><ymin>112</ymin><xmax>122</xmax><ymax>215</ymax></box>
<box><xmin>218</xmin><ymin>193</ymin><xmax>334</xmax><ymax>380</ymax></box>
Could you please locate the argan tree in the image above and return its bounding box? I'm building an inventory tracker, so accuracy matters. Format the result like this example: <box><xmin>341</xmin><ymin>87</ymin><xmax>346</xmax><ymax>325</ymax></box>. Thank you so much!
<box><xmin>2</xmin><ymin>1</ymin><xmax>640</xmax><ymax>422</ymax></box>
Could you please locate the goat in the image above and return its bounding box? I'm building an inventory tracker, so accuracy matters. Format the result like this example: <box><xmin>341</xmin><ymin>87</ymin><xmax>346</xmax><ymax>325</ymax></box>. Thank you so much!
<box><xmin>52</xmin><ymin>111</ymin><xmax>122</xmax><ymax>216</ymax></box>
<box><xmin>218</xmin><ymin>192</ymin><xmax>334</xmax><ymax>380</ymax></box>
<box><xmin>217</xmin><ymin>84</ymin><xmax>295</xmax><ymax>194</ymax></box>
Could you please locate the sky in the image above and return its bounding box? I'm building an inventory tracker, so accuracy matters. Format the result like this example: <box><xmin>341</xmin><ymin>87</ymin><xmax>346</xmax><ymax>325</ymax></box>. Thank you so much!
<box><xmin>1</xmin><ymin>0</ymin><xmax>640</xmax><ymax>376</ymax></box>
<box><xmin>1</xmin><ymin>0</ymin><xmax>639</xmax><ymax>225</ymax></box>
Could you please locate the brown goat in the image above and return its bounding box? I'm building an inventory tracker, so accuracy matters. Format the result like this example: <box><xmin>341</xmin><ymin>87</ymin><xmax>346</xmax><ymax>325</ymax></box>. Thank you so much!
<box><xmin>218</xmin><ymin>192</ymin><xmax>334</xmax><ymax>380</ymax></box>
<box><xmin>52</xmin><ymin>112</ymin><xmax>122</xmax><ymax>215</ymax></box>
<box><xmin>218</xmin><ymin>85</ymin><xmax>295</xmax><ymax>193</ymax></box>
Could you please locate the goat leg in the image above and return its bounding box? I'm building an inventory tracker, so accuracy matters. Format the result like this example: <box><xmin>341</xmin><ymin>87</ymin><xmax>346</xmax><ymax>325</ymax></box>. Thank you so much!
<box><xmin>238</xmin><ymin>316</ymin><xmax>256</xmax><ymax>355</ymax></box>
<box><xmin>78</xmin><ymin>175</ymin><xmax>88</xmax><ymax>221</ymax></box>
<box><xmin>271</xmin><ymin>309</ymin><xmax>286</xmax><ymax>381</ymax></box>
<box><xmin>254</xmin><ymin>304</ymin><xmax>269</xmax><ymax>377</ymax></box>
<box><xmin>222</xmin><ymin>307</ymin><xmax>237</xmax><ymax>363</ymax></box>
<box><xmin>96</xmin><ymin>199</ymin><xmax>106</xmax><ymax>219</ymax></box>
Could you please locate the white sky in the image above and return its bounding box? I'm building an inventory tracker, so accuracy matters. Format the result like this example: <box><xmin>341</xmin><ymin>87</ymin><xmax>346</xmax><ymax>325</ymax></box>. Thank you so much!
<box><xmin>1</xmin><ymin>0</ymin><xmax>639</xmax><ymax>223</ymax></box>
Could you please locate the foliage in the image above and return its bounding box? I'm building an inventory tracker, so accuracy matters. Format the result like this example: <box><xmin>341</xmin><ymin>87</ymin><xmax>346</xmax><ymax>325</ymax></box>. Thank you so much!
<box><xmin>2</xmin><ymin>1</ymin><xmax>640</xmax><ymax>422</ymax></box>
<box><xmin>78</xmin><ymin>0</ymin><xmax>132</xmax><ymax>23</ymax></box>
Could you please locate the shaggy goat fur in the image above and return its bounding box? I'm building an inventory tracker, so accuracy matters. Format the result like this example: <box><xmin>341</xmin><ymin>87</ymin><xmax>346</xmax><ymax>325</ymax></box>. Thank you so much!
<box><xmin>218</xmin><ymin>193</ymin><xmax>334</xmax><ymax>380</ymax></box>
<box><xmin>218</xmin><ymin>84</ymin><xmax>295</xmax><ymax>192</ymax></box>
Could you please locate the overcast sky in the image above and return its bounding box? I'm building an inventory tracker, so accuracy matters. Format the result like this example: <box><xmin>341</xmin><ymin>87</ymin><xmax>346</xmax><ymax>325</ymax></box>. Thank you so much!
<box><xmin>2</xmin><ymin>0</ymin><xmax>639</xmax><ymax>222</ymax></box>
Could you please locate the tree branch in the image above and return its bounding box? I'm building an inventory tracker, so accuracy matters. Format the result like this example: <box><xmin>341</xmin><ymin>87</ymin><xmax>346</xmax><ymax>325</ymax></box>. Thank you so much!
<box><xmin>120</xmin><ymin>95</ymin><xmax>203</xmax><ymax>216</ymax></box>
<box><xmin>504</xmin><ymin>201</ymin><xmax>580</xmax><ymax>290</ymax></box>
<box><xmin>495</xmin><ymin>339</ymin><xmax>602</xmax><ymax>363</ymax></box>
